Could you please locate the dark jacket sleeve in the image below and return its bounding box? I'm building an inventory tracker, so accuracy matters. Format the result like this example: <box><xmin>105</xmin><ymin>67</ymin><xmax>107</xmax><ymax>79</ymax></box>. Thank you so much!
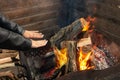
<box><xmin>0</xmin><ymin>27</ymin><xmax>31</xmax><ymax>51</ymax></box>
<box><xmin>0</xmin><ymin>14</ymin><xmax>24</xmax><ymax>35</ymax></box>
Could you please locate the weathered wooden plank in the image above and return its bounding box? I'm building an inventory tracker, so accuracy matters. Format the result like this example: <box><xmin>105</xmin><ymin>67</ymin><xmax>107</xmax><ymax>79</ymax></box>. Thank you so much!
<box><xmin>23</xmin><ymin>18</ymin><xmax>58</xmax><ymax>30</ymax></box>
<box><xmin>12</xmin><ymin>11</ymin><xmax>58</xmax><ymax>25</ymax></box>
<box><xmin>3</xmin><ymin>3</ymin><xmax>61</xmax><ymax>19</ymax></box>
<box><xmin>0</xmin><ymin>0</ymin><xmax>61</xmax><ymax>11</ymax></box>
<box><xmin>94</xmin><ymin>2</ymin><xmax>120</xmax><ymax>22</ymax></box>
<box><xmin>0</xmin><ymin>0</ymin><xmax>61</xmax><ymax>39</ymax></box>
<box><xmin>100</xmin><ymin>0</ymin><xmax>120</xmax><ymax>6</ymax></box>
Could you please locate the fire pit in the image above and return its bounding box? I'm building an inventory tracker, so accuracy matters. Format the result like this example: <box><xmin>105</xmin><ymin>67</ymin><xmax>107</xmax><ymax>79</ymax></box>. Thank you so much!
<box><xmin>20</xmin><ymin>17</ymin><xmax>120</xmax><ymax>80</ymax></box>
<box><xmin>19</xmin><ymin>0</ymin><xmax>120</xmax><ymax>80</ymax></box>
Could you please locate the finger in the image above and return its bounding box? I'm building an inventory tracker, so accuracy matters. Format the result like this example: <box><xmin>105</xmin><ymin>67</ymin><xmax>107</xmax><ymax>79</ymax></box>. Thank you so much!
<box><xmin>31</xmin><ymin>39</ymin><xmax>48</xmax><ymax>48</ymax></box>
<box><xmin>30</xmin><ymin>30</ymin><xmax>40</xmax><ymax>32</ymax></box>
<box><xmin>37</xmin><ymin>40</ymin><xmax>48</xmax><ymax>47</ymax></box>
<box><xmin>33</xmin><ymin>33</ymin><xmax>44</xmax><ymax>38</ymax></box>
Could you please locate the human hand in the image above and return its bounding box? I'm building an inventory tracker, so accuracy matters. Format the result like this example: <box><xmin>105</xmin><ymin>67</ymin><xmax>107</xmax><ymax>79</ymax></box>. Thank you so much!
<box><xmin>23</xmin><ymin>30</ymin><xmax>44</xmax><ymax>39</ymax></box>
<box><xmin>31</xmin><ymin>39</ymin><xmax>48</xmax><ymax>48</ymax></box>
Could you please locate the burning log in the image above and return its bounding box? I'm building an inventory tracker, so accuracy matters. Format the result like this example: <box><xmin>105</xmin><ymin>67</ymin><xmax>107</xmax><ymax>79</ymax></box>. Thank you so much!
<box><xmin>50</xmin><ymin>18</ymin><xmax>90</xmax><ymax>48</ymax></box>
<box><xmin>61</xmin><ymin>41</ymin><xmax>77</xmax><ymax>72</ymax></box>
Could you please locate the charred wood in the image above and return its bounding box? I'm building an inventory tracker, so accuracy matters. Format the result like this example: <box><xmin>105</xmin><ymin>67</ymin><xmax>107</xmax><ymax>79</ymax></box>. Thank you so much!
<box><xmin>61</xmin><ymin>41</ymin><xmax>77</xmax><ymax>72</ymax></box>
<box><xmin>39</xmin><ymin>52</ymin><xmax>56</xmax><ymax>74</ymax></box>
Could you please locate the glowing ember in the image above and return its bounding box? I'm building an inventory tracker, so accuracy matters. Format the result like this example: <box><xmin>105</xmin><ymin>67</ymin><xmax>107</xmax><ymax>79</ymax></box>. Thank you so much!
<box><xmin>78</xmin><ymin>47</ymin><xmax>93</xmax><ymax>70</ymax></box>
<box><xmin>53</xmin><ymin>47</ymin><xmax>68</xmax><ymax>69</ymax></box>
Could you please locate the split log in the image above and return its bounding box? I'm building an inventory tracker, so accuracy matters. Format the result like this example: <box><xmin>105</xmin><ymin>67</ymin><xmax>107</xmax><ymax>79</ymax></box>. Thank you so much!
<box><xmin>77</xmin><ymin>36</ymin><xmax>92</xmax><ymax>47</ymax></box>
<box><xmin>61</xmin><ymin>41</ymin><xmax>77</xmax><ymax>72</ymax></box>
<box><xmin>0</xmin><ymin>57</ymin><xmax>13</xmax><ymax>64</ymax></box>
<box><xmin>0</xmin><ymin>56</ymin><xmax>19</xmax><ymax>64</ymax></box>
<box><xmin>0</xmin><ymin>53</ymin><xmax>18</xmax><ymax>59</ymax></box>
<box><xmin>0</xmin><ymin>71</ymin><xmax>17</xmax><ymax>80</ymax></box>
<box><xmin>0</xmin><ymin>63</ymin><xmax>15</xmax><ymax>69</ymax></box>
<box><xmin>50</xmin><ymin>19</ymin><xmax>83</xmax><ymax>48</ymax></box>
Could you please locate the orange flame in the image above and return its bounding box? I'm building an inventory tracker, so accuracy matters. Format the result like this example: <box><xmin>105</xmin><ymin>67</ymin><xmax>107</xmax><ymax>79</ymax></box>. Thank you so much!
<box><xmin>81</xmin><ymin>16</ymin><xmax>96</xmax><ymax>32</ymax></box>
<box><xmin>80</xmin><ymin>18</ymin><xmax>90</xmax><ymax>32</ymax></box>
<box><xmin>78</xmin><ymin>47</ymin><xmax>93</xmax><ymax>70</ymax></box>
<box><xmin>53</xmin><ymin>47</ymin><xmax>68</xmax><ymax>69</ymax></box>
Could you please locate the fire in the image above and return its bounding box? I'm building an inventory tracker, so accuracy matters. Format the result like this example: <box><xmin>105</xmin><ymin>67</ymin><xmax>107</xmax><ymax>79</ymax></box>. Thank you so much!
<box><xmin>53</xmin><ymin>47</ymin><xmax>68</xmax><ymax>69</ymax></box>
<box><xmin>80</xmin><ymin>16</ymin><xmax>96</xmax><ymax>32</ymax></box>
<box><xmin>52</xmin><ymin>16</ymin><xmax>96</xmax><ymax>71</ymax></box>
<box><xmin>78</xmin><ymin>47</ymin><xmax>93</xmax><ymax>70</ymax></box>
<box><xmin>80</xmin><ymin>18</ymin><xmax>90</xmax><ymax>32</ymax></box>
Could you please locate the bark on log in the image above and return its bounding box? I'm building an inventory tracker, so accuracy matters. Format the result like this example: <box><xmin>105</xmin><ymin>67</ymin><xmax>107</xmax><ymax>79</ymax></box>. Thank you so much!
<box><xmin>50</xmin><ymin>19</ymin><xmax>83</xmax><ymax>48</ymax></box>
<box><xmin>61</xmin><ymin>41</ymin><xmax>77</xmax><ymax>72</ymax></box>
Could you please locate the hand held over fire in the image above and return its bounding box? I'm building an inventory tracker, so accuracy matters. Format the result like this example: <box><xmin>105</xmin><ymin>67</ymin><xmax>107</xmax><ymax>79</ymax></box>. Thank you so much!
<box><xmin>23</xmin><ymin>30</ymin><xmax>48</xmax><ymax>48</ymax></box>
<box><xmin>23</xmin><ymin>30</ymin><xmax>44</xmax><ymax>39</ymax></box>
<box><xmin>31</xmin><ymin>39</ymin><xmax>48</xmax><ymax>48</ymax></box>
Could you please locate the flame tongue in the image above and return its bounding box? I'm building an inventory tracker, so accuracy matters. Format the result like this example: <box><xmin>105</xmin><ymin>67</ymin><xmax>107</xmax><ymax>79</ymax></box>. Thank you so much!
<box><xmin>80</xmin><ymin>16</ymin><xmax>96</xmax><ymax>32</ymax></box>
<box><xmin>53</xmin><ymin>47</ymin><xmax>68</xmax><ymax>69</ymax></box>
<box><xmin>80</xmin><ymin>18</ymin><xmax>90</xmax><ymax>32</ymax></box>
<box><xmin>78</xmin><ymin>47</ymin><xmax>93</xmax><ymax>70</ymax></box>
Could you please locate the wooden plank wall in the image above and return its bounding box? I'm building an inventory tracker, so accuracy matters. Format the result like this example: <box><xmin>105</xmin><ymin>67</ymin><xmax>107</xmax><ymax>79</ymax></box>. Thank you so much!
<box><xmin>0</xmin><ymin>0</ymin><xmax>61</xmax><ymax>38</ymax></box>
<box><xmin>58</xmin><ymin>0</ymin><xmax>87</xmax><ymax>28</ymax></box>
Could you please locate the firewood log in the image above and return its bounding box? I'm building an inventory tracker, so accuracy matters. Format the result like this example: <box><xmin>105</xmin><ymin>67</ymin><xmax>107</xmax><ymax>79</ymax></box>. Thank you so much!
<box><xmin>0</xmin><ymin>63</ymin><xmax>15</xmax><ymax>69</ymax></box>
<box><xmin>61</xmin><ymin>41</ymin><xmax>77</xmax><ymax>72</ymax></box>
<box><xmin>0</xmin><ymin>71</ymin><xmax>17</xmax><ymax>80</ymax></box>
<box><xmin>50</xmin><ymin>19</ymin><xmax>83</xmax><ymax>48</ymax></box>
<box><xmin>0</xmin><ymin>57</ymin><xmax>12</xmax><ymax>64</ymax></box>
<box><xmin>0</xmin><ymin>53</ymin><xmax>18</xmax><ymax>59</ymax></box>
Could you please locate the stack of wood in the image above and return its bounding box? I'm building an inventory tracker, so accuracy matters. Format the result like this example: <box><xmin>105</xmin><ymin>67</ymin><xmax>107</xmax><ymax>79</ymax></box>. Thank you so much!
<box><xmin>0</xmin><ymin>50</ymin><xmax>19</xmax><ymax>80</ymax></box>
<box><xmin>0</xmin><ymin>50</ymin><xmax>18</xmax><ymax>68</ymax></box>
